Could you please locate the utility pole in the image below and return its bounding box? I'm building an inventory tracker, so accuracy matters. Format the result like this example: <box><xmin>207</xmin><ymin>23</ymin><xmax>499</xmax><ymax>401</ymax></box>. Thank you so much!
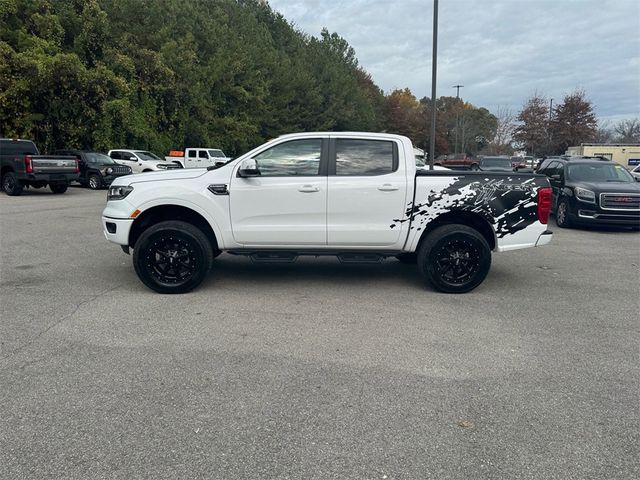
<box><xmin>547</xmin><ymin>98</ymin><xmax>553</xmax><ymax>154</ymax></box>
<box><xmin>428</xmin><ymin>0</ymin><xmax>439</xmax><ymax>170</ymax></box>
<box><xmin>453</xmin><ymin>85</ymin><xmax>464</xmax><ymax>154</ymax></box>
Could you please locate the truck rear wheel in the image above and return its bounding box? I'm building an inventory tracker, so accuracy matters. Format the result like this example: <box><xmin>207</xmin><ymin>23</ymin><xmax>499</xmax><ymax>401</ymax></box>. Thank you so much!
<box><xmin>133</xmin><ymin>220</ymin><xmax>213</xmax><ymax>294</ymax></box>
<box><xmin>2</xmin><ymin>172</ymin><xmax>23</xmax><ymax>196</ymax></box>
<box><xmin>50</xmin><ymin>183</ymin><xmax>68</xmax><ymax>194</ymax></box>
<box><xmin>417</xmin><ymin>224</ymin><xmax>491</xmax><ymax>293</ymax></box>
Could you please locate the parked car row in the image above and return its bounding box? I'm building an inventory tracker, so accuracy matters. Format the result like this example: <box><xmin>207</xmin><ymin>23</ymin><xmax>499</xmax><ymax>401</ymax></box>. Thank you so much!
<box><xmin>1</xmin><ymin>139</ymin><xmax>230</xmax><ymax>195</ymax></box>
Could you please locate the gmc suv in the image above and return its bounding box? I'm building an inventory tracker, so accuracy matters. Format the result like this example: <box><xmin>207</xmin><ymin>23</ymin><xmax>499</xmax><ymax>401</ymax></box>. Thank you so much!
<box><xmin>538</xmin><ymin>157</ymin><xmax>640</xmax><ymax>228</ymax></box>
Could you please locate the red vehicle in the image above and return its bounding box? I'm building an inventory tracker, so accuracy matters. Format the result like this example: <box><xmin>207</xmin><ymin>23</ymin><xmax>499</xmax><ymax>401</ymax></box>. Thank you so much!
<box><xmin>434</xmin><ymin>154</ymin><xmax>479</xmax><ymax>170</ymax></box>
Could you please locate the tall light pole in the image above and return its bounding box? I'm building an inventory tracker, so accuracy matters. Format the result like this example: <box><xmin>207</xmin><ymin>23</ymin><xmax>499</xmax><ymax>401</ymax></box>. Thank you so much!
<box><xmin>428</xmin><ymin>0</ymin><xmax>439</xmax><ymax>170</ymax></box>
<box><xmin>452</xmin><ymin>85</ymin><xmax>464</xmax><ymax>154</ymax></box>
<box><xmin>547</xmin><ymin>98</ymin><xmax>553</xmax><ymax>154</ymax></box>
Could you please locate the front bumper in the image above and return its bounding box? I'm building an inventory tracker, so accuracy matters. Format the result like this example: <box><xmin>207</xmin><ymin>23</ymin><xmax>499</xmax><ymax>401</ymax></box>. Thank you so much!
<box><xmin>102</xmin><ymin>216</ymin><xmax>133</xmax><ymax>245</ymax></box>
<box><xmin>575</xmin><ymin>209</ymin><xmax>640</xmax><ymax>226</ymax></box>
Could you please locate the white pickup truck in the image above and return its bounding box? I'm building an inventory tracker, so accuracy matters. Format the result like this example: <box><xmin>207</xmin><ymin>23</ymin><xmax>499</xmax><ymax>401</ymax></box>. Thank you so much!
<box><xmin>165</xmin><ymin>148</ymin><xmax>231</xmax><ymax>169</ymax></box>
<box><xmin>102</xmin><ymin>132</ymin><xmax>553</xmax><ymax>294</ymax></box>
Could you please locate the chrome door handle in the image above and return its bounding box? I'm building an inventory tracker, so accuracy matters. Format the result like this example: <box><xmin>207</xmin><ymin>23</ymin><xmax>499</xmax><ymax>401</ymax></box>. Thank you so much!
<box><xmin>378</xmin><ymin>184</ymin><xmax>399</xmax><ymax>191</ymax></box>
<box><xmin>298</xmin><ymin>185</ymin><xmax>320</xmax><ymax>193</ymax></box>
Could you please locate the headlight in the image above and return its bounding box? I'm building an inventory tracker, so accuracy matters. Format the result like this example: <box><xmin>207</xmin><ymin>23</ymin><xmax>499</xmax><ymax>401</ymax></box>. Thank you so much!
<box><xmin>105</xmin><ymin>167</ymin><xmax>113</xmax><ymax>175</ymax></box>
<box><xmin>107</xmin><ymin>185</ymin><xmax>133</xmax><ymax>201</ymax></box>
<box><xmin>575</xmin><ymin>187</ymin><xmax>595</xmax><ymax>203</ymax></box>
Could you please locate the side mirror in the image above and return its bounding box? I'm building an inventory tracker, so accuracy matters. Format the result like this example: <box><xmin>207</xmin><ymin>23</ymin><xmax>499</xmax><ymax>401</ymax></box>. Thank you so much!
<box><xmin>129</xmin><ymin>156</ymin><xmax>137</xmax><ymax>161</ymax></box>
<box><xmin>237</xmin><ymin>158</ymin><xmax>260</xmax><ymax>177</ymax></box>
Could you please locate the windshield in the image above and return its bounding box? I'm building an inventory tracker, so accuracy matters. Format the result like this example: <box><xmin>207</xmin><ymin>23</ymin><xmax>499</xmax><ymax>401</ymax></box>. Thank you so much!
<box><xmin>208</xmin><ymin>149</ymin><xmax>226</xmax><ymax>158</ymax></box>
<box><xmin>85</xmin><ymin>152</ymin><xmax>116</xmax><ymax>164</ymax></box>
<box><xmin>481</xmin><ymin>158</ymin><xmax>512</xmax><ymax>168</ymax></box>
<box><xmin>568</xmin><ymin>163</ymin><xmax>634</xmax><ymax>183</ymax></box>
<box><xmin>135</xmin><ymin>151</ymin><xmax>162</xmax><ymax>161</ymax></box>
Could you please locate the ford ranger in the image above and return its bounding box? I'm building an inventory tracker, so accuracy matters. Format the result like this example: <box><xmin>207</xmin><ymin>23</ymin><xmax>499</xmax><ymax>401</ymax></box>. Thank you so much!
<box><xmin>102</xmin><ymin>132</ymin><xmax>553</xmax><ymax>294</ymax></box>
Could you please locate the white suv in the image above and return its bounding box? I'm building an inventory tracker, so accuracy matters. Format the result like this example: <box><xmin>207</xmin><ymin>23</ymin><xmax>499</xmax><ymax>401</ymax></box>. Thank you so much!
<box><xmin>108</xmin><ymin>149</ymin><xmax>181</xmax><ymax>173</ymax></box>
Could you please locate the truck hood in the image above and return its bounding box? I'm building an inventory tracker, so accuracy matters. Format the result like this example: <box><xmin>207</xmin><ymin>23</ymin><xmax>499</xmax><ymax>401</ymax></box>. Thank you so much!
<box><xmin>573</xmin><ymin>181</ymin><xmax>640</xmax><ymax>193</ymax></box>
<box><xmin>113</xmin><ymin>168</ymin><xmax>208</xmax><ymax>186</ymax></box>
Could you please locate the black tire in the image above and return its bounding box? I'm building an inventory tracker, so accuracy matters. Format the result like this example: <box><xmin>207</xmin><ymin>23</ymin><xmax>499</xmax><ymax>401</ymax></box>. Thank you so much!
<box><xmin>555</xmin><ymin>198</ymin><xmax>572</xmax><ymax>228</ymax></box>
<box><xmin>417</xmin><ymin>224</ymin><xmax>491</xmax><ymax>293</ymax></box>
<box><xmin>88</xmin><ymin>174</ymin><xmax>102</xmax><ymax>190</ymax></box>
<box><xmin>50</xmin><ymin>183</ymin><xmax>68</xmax><ymax>194</ymax></box>
<box><xmin>396</xmin><ymin>253</ymin><xmax>417</xmax><ymax>264</ymax></box>
<box><xmin>2</xmin><ymin>171</ymin><xmax>23</xmax><ymax>196</ymax></box>
<box><xmin>470</xmin><ymin>163</ymin><xmax>479</xmax><ymax>171</ymax></box>
<box><xmin>133</xmin><ymin>220</ymin><xmax>213</xmax><ymax>294</ymax></box>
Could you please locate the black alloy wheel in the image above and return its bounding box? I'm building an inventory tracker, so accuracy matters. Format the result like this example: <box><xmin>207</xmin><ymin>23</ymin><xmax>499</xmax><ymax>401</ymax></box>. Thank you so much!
<box><xmin>133</xmin><ymin>220</ymin><xmax>213</xmax><ymax>293</ymax></box>
<box><xmin>418</xmin><ymin>224</ymin><xmax>491</xmax><ymax>293</ymax></box>
<box><xmin>88</xmin><ymin>174</ymin><xmax>102</xmax><ymax>190</ymax></box>
<box><xmin>555</xmin><ymin>198</ymin><xmax>572</xmax><ymax>228</ymax></box>
<box><xmin>2</xmin><ymin>172</ymin><xmax>23</xmax><ymax>196</ymax></box>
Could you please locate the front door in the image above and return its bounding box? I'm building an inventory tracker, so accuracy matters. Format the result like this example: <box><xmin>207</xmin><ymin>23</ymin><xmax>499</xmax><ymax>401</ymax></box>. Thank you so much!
<box><xmin>229</xmin><ymin>138</ymin><xmax>328</xmax><ymax>246</ymax></box>
<box><xmin>327</xmin><ymin>137</ymin><xmax>408</xmax><ymax>247</ymax></box>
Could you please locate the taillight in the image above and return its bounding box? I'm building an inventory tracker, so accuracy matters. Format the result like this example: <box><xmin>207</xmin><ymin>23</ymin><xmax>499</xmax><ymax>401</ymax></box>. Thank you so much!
<box><xmin>24</xmin><ymin>155</ymin><xmax>33</xmax><ymax>173</ymax></box>
<box><xmin>537</xmin><ymin>187</ymin><xmax>552</xmax><ymax>224</ymax></box>
<box><xmin>74</xmin><ymin>159</ymin><xmax>80</xmax><ymax>173</ymax></box>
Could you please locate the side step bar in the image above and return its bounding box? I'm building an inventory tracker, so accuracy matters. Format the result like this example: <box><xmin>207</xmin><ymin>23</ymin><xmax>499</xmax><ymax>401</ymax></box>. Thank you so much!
<box><xmin>250</xmin><ymin>252</ymin><xmax>298</xmax><ymax>263</ymax></box>
<box><xmin>337</xmin><ymin>253</ymin><xmax>383</xmax><ymax>264</ymax></box>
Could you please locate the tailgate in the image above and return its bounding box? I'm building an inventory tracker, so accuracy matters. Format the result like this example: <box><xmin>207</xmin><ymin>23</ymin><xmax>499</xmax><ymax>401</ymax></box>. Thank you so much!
<box><xmin>31</xmin><ymin>156</ymin><xmax>77</xmax><ymax>174</ymax></box>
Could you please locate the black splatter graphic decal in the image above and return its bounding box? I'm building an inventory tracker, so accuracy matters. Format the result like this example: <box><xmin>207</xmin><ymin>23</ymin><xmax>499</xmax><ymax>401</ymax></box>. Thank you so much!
<box><xmin>392</xmin><ymin>175</ymin><xmax>546</xmax><ymax>238</ymax></box>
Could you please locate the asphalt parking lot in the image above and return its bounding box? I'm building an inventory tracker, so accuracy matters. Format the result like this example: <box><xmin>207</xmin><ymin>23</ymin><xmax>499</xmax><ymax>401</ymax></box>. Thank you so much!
<box><xmin>1</xmin><ymin>186</ymin><xmax>639</xmax><ymax>479</ymax></box>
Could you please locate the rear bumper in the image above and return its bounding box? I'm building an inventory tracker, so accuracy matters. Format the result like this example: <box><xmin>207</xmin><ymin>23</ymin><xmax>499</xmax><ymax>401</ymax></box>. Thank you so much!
<box><xmin>23</xmin><ymin>173</ymin><xmax>79</xmax><ymax>183</ymax></box>
<box><xmin>535</xmin><ymin>230</ymin><xmax>553</xmax><ymax>247</ymax></box>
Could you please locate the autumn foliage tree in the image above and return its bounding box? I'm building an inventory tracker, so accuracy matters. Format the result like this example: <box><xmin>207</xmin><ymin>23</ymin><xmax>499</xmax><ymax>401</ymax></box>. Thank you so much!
<box><xmin>513</xmin><ymin>94</ymin><xmax>550</xmax><ymax>156</ymax></box>
<box><xmin>550</xmin><ymin>90</ymin><xmax>597</xmax><ymax>153</ymax></box>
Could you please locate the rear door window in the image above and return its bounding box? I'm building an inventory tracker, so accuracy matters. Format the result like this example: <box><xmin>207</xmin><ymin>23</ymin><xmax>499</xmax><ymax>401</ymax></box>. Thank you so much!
<box><xmin>333</xmin><ymin>139</ymin><xmax>397</xmax><ymax>176</ymax></box>
<box><xmin>1</xmin><ymin>140</ymin><xmax>39</xmax><ymax>156</ymax></box>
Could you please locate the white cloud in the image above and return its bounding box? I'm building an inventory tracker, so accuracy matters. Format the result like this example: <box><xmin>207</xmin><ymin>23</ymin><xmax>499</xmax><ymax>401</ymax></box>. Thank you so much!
<box><xmin>268</xmin><ymin>0</ymin><xmax>640</xmax><ymax>119</ymax></box>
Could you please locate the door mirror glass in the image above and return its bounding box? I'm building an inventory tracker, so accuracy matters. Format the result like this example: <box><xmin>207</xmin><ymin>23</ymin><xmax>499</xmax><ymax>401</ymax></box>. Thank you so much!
<box><xmin>238</xmin><ymin>158</ymin><xmax>260</xmax><ymax>177</ymax></box>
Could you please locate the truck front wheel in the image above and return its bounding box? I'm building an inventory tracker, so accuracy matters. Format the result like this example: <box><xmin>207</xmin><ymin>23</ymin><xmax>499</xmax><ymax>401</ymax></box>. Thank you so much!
<box><xmin>133</xmin><ymin>220</ymin><xmax>213</xmax><ymax>294</ymax></box>
<box><xmin>417</xmin><ymin>224</ymin><xmax>491</xmax><ymax>293</ymax></box>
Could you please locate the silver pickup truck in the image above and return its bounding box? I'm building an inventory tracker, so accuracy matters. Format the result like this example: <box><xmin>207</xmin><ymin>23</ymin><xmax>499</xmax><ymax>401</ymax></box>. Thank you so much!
<box><xmin>1</xmin><ymin>139</ymin><xmax>79</xmax><ymax>195</ymax></box>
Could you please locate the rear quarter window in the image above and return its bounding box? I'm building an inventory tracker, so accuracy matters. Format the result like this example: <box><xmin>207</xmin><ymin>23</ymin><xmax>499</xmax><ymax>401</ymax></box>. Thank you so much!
<box><xmin>1</xmin><ymin>140</ymin><xmax>39</xmax><ymax>156</ymax></box>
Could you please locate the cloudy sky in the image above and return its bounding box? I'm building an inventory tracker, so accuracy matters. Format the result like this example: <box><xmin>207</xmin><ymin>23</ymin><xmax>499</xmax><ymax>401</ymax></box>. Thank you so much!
<box><xmin>268</xmin><ymin>0</ymin><xmax>640</xmax><ymax>122</ymax></box>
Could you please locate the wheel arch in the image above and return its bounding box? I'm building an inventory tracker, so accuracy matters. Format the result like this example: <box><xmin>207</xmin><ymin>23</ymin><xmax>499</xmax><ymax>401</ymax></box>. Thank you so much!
<box><xmin>1</xmin><ymin>165</ymin><xmax>15</xmax><ymax>176</ymax></box>
<box><xmin>414</xmin><ymin>210</ymin><xmax>496</xmax><ymax>252</ymax></box>
<box><xmin>129</xmin><ymin>204</ymin><xmax>220</xmax><ymax>253</ymax></box>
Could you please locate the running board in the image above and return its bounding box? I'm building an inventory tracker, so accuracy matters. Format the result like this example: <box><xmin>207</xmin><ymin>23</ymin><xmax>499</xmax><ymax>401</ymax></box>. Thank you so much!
<box><xmin>337</xmin><ymin>253</ymin><xmax>383</xmax><ymax>264</ymax></box>
<box><xmin>249</xmin><ymin>252</ymin><xmax>298</xmax><ymax>263</ymax></box>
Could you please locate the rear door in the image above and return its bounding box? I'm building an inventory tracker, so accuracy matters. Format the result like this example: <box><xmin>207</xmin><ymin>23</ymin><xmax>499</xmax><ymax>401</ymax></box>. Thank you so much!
<box><xmin>327</xmin><ymin>137</ymin><xmax>408</xmax><ymax>247</ymax></box>
<box><xmin>229</xmin><ymin>137</ymin><xmax>328</xmax><ymax>246</ymax></box>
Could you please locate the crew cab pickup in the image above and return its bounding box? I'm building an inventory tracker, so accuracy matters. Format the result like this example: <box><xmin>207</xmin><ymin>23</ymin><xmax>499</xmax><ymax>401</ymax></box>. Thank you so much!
<box><xmin>1</xmin><ymin>138</ymin><xmax>79</xmax><ymax>195</ymax></box>
<box><xmin>165</xmin><ymin>148</ymin><xmax>231</xmax><ymax>169</ymax></box>
<box><xmin>102</xmin><ymin>132</ymin><xmax>553</xmax><ymax>294</ymax></box>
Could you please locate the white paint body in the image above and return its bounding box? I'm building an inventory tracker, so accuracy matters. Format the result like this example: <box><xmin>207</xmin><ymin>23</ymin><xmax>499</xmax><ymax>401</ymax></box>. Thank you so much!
<box><xmin>102</xmin><ymin>132</ymin><xmax>551</xmax><ymax>253</ymax></box>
